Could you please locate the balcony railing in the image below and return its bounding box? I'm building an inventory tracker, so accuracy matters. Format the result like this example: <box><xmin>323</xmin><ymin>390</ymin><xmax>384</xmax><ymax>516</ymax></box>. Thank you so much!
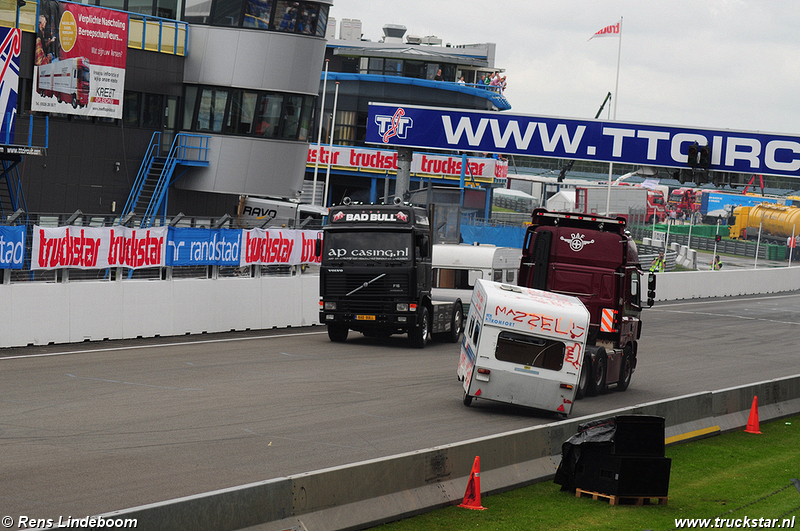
<box><xmin>2</xmin><ymin>1</ymin><xmax>188</xmax><ymax>56</ymax></box>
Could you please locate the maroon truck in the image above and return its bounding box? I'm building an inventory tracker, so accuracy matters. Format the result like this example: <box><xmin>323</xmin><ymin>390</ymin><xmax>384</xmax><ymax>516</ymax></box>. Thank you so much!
<box><xmin>517</xmin><ymin>209</ymin><xmax>655</xmax><ymax>398</ymax></box>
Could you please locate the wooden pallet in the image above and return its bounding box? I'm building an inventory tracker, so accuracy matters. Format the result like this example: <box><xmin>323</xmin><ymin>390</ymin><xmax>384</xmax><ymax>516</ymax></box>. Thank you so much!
<box><xmin>575</xmin><ymin>488</ymin><xmax>668</xmax><ymax>506</ymax></box>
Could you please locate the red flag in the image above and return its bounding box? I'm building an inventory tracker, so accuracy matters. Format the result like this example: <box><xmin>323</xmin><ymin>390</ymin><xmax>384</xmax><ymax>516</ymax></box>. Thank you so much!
<box><xmin>589</xmin><ymin>20</ymin><xmax>621</xmax><ymax>40</ymax></box>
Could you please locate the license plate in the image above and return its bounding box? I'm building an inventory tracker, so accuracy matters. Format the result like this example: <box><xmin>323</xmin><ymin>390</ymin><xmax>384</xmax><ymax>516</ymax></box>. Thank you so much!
<box><xmin>356</xmin><ymin>315</ymin><xmax>376</xmax><ymax>321</ymax></box>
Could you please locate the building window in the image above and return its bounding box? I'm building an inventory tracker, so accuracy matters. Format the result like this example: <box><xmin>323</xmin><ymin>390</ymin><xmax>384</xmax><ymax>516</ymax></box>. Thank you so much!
<box><xmin>334</xmin><ymin>110</ymin><xmax>357</xmax><ymax>146</ymax></box>
<box><xmin>315</xmin><ymin>4</ymin><xmax>327</xmax><ymax>37</ymax></box>
<box><xmin>384</xmin><ymin>58</ymin><xmax>402</xmax><ymax>76</ymax></box>
<box><xmin>211</xmin><ymin>0</ymin><xmax>243</xmax><ymax>26</ymax></box>
<box><xmin>142</xmin><ymin>93</ymin><xmax>164</xmax><ymax>128</ymax></box>
<box><xmin>297</xmin><ymin>95</ymin><xmax>314</xmax><ymax>141</ymax></box>
<box><xmin>226</xmin><ymin>89</ymin><xmax>258</xmax><ymax>134</ymax></box>
<box><xmin>185</xmin><ymin>85</ymin><xmax>315</xmax><ymax>141</ymax></box>
<box><xmin>403</xmin><ymin>60</ymin><xmax>425</xmax><ymax>79</ymax></box>
<box><xmin>244</xmin><ymin>0</ymin><xmax>272</xmax><ymax>28</ymax></box>
<box><xmin>297</xmin><ymin>2</ymin><xmax>318</xmax><ymax>35</ymax></box>
<box><xmin>196</xmin><ymin>88</ymin><xmax>229</xmax><ymax>132</ymax></box>
<box><xmin>184</xmin><ymin>0</ymin><xmax>211</xmax><ymax>23</ymax></box>
<box><xmin>183</xmin><ymin>86</ymin><xmax>198</xmax><ymax>129</ymax></box>
<box><xmin>281</xmin><ymin>95</ymin><xmax>302</xmax><ymax>139</ymax></box>
<box><xmin>274</xmin><ymin>0</ymin><xmax>298</xmax><ymax>31</ymax></box>
<box><xmin>255</xmin><ymin>92</ymin><xmax>283</xmax><ymax>137</ymax></box>
<box><xmin>367</xmin><ymin>57</ymin><xmax>383</xmax><ymax>75</ymax></box>
<box><xmin>123</xmin><ymin>92</ymin><xmax>141</xmax><ymax>127</ymax></box>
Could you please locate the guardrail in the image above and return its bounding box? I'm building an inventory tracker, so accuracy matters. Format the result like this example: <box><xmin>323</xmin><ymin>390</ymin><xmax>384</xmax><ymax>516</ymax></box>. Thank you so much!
<box><xmin>94</xmin><ymin>374</ymin><xmax>800</xmax><ymax>531</ymax></box>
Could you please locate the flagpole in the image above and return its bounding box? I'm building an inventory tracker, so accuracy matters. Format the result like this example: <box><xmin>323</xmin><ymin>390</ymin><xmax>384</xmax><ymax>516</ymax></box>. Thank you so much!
<box><xmin>606</xmin><ymin>16</ymin><xmax>622</xmax><ymax>215</ymax></box>
<box><xmin>311</xmin><ymin>59</ymin><xmax>329</xmax><ymax>207</ymax></box>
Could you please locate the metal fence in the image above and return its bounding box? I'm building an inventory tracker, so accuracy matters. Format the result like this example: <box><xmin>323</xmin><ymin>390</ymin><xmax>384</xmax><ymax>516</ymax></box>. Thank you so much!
<box><xmin>1</xmin><ymin>212</ymin><xmax>322</xmax><ymax>284</ymax></box>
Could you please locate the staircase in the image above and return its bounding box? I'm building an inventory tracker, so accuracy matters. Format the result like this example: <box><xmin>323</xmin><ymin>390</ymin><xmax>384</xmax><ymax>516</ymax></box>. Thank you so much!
<box><xmin>0</xmin><ymin>158</ymin><xmax>27</xmax><ymax>222</ymax></box>
<box><xmin>122</xmin><ymin>132</ymin><xmax>210</xmax><ymax>227</ymax></box>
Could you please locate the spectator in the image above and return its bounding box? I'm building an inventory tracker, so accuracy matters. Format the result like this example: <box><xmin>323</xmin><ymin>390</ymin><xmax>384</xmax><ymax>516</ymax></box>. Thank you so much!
<box><xmin>457</xmin><ymin>76</ymin><xmax>466</xmax><ymax>85</ymax></box>
<box><xmin>649</xmin><ymin>252</ymin><xmax>665</xmax><ymax>273</ymax></box>
<box><xmin>434</xmin><ymin>69</ymin><xmax>443</xmax><ymax>81</ymax></box>
<box><xmin>710</xmin><ymin>256</ymin><xmax>723</xmax><ymax>270</ymax></box>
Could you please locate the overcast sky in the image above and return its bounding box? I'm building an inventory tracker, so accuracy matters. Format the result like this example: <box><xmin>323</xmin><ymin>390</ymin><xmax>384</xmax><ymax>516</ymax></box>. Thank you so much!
<box><xmin>329</xmin><ymin>1</ymin><xmax>800</xmax><ymax>136</ymax></box>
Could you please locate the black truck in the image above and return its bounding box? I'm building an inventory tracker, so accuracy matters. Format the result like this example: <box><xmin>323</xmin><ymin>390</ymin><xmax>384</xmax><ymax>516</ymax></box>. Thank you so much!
<box><xmin>318</xmin><ymin>201</ymin><xmax>464</xmax><ymax>348</ymax></box>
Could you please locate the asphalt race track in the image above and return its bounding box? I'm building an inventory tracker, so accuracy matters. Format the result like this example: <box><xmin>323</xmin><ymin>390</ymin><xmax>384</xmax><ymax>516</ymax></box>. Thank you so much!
<box><xmin>2</xmin><ymin>291</ymin><xmax>800</xmax><ymax>527</ymax></box>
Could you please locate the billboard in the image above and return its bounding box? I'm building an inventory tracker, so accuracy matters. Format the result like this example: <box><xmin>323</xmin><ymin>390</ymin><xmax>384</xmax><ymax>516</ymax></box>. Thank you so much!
<box><xmin>0</xmin><ymin>28</ymin><xmax>21</xmax><ymax>143</ymax></box>
<box><xmin>31</xmin><ymin>0</ymin><xmax>127</xmax><ymax>119</ymax></box>
<box><xmin>367</xmin><ymin>103</ymin><xmax>800</xmax><ymax>179</ymax></box>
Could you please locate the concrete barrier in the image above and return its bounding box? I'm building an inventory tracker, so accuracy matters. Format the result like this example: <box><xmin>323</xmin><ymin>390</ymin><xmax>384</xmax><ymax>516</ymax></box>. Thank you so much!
<box><xmin>95</xmin><ymin>374</ymin><xmax>800</xmax><ymax>531</ymax></box>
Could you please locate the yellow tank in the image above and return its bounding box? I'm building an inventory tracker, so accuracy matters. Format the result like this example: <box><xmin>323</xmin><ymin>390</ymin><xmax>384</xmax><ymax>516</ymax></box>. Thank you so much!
<box><xmin>729</xmin><ymin>203</ymin><xmax>800</xmax><ymax>240</ymax></box>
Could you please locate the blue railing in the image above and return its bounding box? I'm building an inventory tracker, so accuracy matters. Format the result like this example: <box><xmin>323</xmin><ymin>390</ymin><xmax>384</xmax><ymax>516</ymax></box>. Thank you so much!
<box><xmin>121</xmin><ymin>131</ymin><xmax>161</xmax><ymax>220</ymax></box>
<box><xmin>7</xmin><ymin>1</ymin><xmax>188</xmax><ymax>56</ymax></box>
<box><xmin>140</xmin><ymin>133</ymin><xmax>210</xmax><ymax>226</ymax></box>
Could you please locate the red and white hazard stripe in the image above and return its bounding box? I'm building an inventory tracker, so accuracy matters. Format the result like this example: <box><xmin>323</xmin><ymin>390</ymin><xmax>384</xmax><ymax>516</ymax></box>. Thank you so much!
<box><xmin>600</xmin><ymin>308</ymin><xmax>617</xmax><ymax>332</ymax></box>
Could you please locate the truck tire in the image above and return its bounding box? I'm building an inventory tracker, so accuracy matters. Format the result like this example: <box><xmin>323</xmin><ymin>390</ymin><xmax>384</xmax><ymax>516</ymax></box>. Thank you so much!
<box><xmin>327</xmin><ymin>324</ymin><xmax>348</xmax><ymax>343</ymax></box>
<box><xmin>446</xmin><ymin>302</ymin><xmax>464</xmax><ymax>343</ymax></box>
<box><xmin>576</xmin><ymin>356</ymin><xmax>590</xmax><ymax>400</ymax></box>
<box><xmin>616</xmin><ymin>351</ymin><xmax>633</xmax><ymax>392</ymax></box>
<box><xmin>588</xmin><ymin>348</ymin><xmax>607</xmax><ymax>396</ymax></box>
<box><xmin>409</xmin><ymin>306</ymin><xmax>430</xmax><ymax>348</ymax></box>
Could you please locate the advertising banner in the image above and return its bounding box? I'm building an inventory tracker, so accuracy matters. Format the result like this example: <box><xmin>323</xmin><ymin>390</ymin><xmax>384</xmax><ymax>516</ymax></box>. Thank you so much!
<box><xmin>0</xmin><ymin>225</ymin><xmax>25</xmax><ymax>269</ymax></box>
<box><xmin>166</xmin><ymin>227</ymin><xmax>242</xmax><ymax>266</ymax></box>
<box><xmin>241</xmin><ymin>228</ymin><xmax>321</xmax><ymax>267</ymax></box>
<box><xmin>367</xmin><ymin>103</ymin><xmax>800</xmax><ymax>179</ymax></box>
<box><xmin>32</xmin><ymin>226</ymin><xmax>167</xmax><ymax>270</ymax></box>
<box><xmin>31</xmin><ymin>0</ymin><xmax>127</xmax><ymax>118</ymax></box>
<box><xmin>0</xmin><ymin>28</ymin><xmax>21</xmax><ymax>143</ymax></box>
<box><xmin>306</xmin><ymin>144</ymin><xmax>507</xmax><ymax>184</ymax></box>
<box><xmin>30</xmin><ymin>226</ymin><xmax>322</xmax><ymax>270</ymax></box>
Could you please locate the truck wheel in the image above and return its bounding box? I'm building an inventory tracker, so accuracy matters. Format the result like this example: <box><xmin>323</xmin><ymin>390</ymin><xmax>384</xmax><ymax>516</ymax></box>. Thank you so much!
<box><xmin>409</xmin><ymin>306</ymin><xmax>430</xmax><ymax>348</ymax></box>
<box><xmin>588</xmin><ymin>348</ymin><xmax>607</xmax><ymax>396</ymax></box>
<box><xmin>446</xmin><ymin>302</ymin><xmax>464</xmax><ymax>343</ymax></box>
<box><xmin>71</xmin><ymin>94</ymin><xmax>78</xmax><ymax>109</ymax></box>
<box><xmin>576</xmin><ymin>356</ymin><xmax>590</xmax><ymax>399</ymax></box>
<box><xmin>327</xmin><ymin>324</ymin><xmax>348</xmax><ymax>343</ymax></box>
<box><xmin>616</xmin><ymin>351</ymin><xmax>633</xmax><ymax>392</ymax></box>
<box><xmin>463</xmin><ymin>391</ymin><xmax>473</xmax><ymax>407</ymax></box>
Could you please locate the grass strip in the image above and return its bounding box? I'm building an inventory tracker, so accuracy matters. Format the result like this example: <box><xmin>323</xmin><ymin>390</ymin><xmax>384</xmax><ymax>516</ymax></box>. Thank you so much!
<box><xmin>373</xmin><ymin>415</ymin><xmax>800</xmax><ymax>531</ymax></box>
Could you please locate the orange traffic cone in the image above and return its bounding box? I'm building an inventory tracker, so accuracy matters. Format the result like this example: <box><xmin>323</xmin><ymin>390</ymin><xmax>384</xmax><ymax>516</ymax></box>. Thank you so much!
<box><xmin>744</xmin><ymin>395</ymin><xmax>761</xmax><ymax>434</ymax></box>
<box><xmin>458</xmin><ymin>456</ymin><xmax>487</xmax><ymax>510</ymax></box>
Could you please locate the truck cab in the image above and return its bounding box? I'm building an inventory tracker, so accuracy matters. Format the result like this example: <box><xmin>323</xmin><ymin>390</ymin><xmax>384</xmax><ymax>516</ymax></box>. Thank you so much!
<box><xmin>318</xmin><ymin>202</ymin><xmax>463</xmax><ymax>348</ymax></box>
<box><xmin>518</xmin><ymin>209</ymin><xmax>649</xmax><ymax>397</ymax></box>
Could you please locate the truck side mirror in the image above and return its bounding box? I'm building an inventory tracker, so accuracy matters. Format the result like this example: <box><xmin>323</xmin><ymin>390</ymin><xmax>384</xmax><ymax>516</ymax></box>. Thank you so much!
<box><xmin>315</xmin><ymin>237</ymin><xmax>322</xmax><ymax>258</ymax></box>
<box><xmin>647</xmin><ymin>273</ymin><xmax>656</xmax><ymax>307</ymax></box>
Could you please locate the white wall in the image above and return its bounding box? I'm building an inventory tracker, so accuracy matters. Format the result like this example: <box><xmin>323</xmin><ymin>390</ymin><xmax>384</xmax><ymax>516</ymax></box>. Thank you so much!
<box><xmin>0</xmin><ymin>274</ymin><xmax>320</xmax><ymax>348</ymax></box>
<box><xmin>2</xmin><ymin>266</ymin><xmax>798</xmax><ymax>349</ymax></box>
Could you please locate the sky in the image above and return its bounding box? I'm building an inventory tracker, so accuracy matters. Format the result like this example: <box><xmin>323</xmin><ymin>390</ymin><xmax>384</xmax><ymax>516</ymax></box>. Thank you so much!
<box><xmin>328</xmin><ymin>1</ymin><xmax>800</xmax><ymax>136</ymax></box>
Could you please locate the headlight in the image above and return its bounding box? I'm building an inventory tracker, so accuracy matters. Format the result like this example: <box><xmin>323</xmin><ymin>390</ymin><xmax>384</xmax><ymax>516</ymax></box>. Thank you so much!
<box><xmin>324</xmin><ymin>302</ymin><xmax>337</xmax><ymax>310</ymax></box>
<box><xmin>396</xmin><ymin>303</ymin><xmax>409</xmax><ymax>312</ymax></box>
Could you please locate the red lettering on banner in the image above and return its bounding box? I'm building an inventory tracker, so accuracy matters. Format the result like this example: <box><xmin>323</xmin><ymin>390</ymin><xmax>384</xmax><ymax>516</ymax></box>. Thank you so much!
<box><xmin>308</xmin><ymin>146</ymin><xmax>340</xmax><ymax>165</ymax></box>
<box><xmin>300</xmin><ymin>233</ymin><xmax>321</xmax><ymax>264</ymax></box>
<box><xmin>245</xmin><ymin>230</ymin><xmax>296</xmax><ymax>264</ymax></box>
<box><xmin>107</xmin><ymin>229</ymin><xmax>163</xmax><ymax>267</ymax></box>
<box><xmin>36</xmin><ymin>227</ymin><xmax>101</xmax><ymax>268</ymax></box>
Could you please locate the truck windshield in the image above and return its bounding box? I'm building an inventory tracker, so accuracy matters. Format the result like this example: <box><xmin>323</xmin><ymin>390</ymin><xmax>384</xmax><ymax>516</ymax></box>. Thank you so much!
<box><xmin>323</xmin><ymin>231</ymin><xmax>412</xmax><ymax>264</ymax></box>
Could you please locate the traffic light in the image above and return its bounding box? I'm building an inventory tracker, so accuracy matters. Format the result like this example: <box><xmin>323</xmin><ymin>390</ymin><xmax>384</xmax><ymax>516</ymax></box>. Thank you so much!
<box><xmin>699</xmin><ymin>144</ymin><xmax>711</xmax><ymax>169</ymax></box>
<box><xmin>715</xmin><ymin>234</ymin><xmax>721</xmax><ymax>242</ymax></box>
<box><xmin>687</xmin><ymin>142</ymin><xmax>699</xmax><ymax>168</ymax></box>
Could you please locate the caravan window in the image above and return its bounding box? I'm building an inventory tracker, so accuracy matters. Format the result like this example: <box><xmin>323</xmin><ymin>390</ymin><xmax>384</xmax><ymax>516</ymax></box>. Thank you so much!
<box><xmin>495</xmin><ymin>331</ymin><xmax>564</xmax><ymax>371</ymax></box>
